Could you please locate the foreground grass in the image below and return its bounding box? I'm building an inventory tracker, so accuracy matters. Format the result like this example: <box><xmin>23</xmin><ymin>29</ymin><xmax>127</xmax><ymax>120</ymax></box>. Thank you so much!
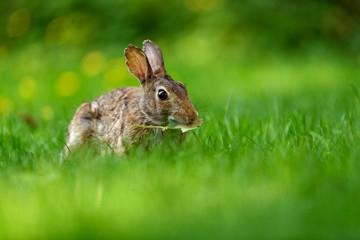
<box><xmin>1</xmin><ymin>87</ymin><xmax>360</xmax><ymax>239</ymax></box>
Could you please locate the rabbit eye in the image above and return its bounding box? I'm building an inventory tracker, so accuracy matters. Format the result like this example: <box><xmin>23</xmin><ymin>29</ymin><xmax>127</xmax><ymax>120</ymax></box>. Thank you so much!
<box><xmin>158</xmin><ymin>89</ymin><xmax>168</xmax><ymax>100</ymax></box>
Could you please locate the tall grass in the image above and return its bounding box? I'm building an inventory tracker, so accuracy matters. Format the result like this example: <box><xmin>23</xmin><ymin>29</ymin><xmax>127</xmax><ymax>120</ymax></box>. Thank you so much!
<box><xmin>1</xmin><ymin>85</ymin><xmax>360</xmax><ymax>239</ymax></box>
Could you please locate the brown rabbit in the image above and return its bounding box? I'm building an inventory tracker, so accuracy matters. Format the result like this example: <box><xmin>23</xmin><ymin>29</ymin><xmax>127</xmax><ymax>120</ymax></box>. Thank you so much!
<box><xmin>63</xmin><ymin>40</ymin><xmax>199</xmax><ymax>157</ymax></box>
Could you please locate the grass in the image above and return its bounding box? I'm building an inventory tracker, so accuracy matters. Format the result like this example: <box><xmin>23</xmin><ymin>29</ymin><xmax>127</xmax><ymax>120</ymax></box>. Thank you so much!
<box><xmin>0</xmin><ymin>45</ymin><xmax>360</xmax><ymax>239</ymax></box>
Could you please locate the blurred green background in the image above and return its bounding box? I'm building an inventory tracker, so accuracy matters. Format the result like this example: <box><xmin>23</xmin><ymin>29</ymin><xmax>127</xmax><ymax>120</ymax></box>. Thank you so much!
<box><xmin>0</xmin><ymin>0</ymin><xmax>359</xmax><ymax>118</ymax></box>
<box><xmin>1</xmin><ymin>1</ymin><xmax>360</xmax><ymax>239</ymax></box>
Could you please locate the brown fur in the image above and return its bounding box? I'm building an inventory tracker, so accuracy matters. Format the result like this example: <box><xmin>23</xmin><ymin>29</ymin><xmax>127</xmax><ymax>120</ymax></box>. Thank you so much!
<box><xmin>64</xmin><ymin>40</ymin><xmax>198</xmax><ymax>158</ymax></box>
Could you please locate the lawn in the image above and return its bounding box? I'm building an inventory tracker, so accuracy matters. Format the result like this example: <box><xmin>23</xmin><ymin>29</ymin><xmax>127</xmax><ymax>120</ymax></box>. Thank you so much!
<box><xmin>0</xmin><ymin>42</ymin><xmax>360</xmax><ymax>239</ymax></box>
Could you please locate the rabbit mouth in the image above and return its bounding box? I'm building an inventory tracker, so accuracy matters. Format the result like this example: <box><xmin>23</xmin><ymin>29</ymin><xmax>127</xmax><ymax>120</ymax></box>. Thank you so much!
<box><xmin>167</xmin><ymin>115</ymin><xmax>200</xmax><ymax>126</ymax></box>
<box><xmin>167</xmin><ymin>116</ymin><xmax>187</xmax><ymax>125</ymax></box>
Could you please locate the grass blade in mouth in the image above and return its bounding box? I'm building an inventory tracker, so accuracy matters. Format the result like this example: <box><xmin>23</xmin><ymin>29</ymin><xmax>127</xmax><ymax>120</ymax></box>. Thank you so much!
<box><xmin>171</xmin><ymin>119</ymin><xmax>204</xmax><ymax>133</ymax></box>
<box><xmin>134</xmin><ymin>119</ymin><xmax>203</xmax><ymax>133</ymax></box>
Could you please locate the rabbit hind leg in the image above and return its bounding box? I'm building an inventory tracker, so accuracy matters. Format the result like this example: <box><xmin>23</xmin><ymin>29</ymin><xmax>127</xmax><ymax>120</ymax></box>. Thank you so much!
<box><xmin>63</xmin><ymin>101</ymin><xmax>99</xmax><ymax>158</ymax></box>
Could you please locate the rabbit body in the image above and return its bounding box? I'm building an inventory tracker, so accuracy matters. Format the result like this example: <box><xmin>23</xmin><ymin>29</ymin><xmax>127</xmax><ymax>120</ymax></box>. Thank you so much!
<box><xmin>65</xmin><ymin>87</ymin><xmax>157</xmax><ymax>156</ymax></box>
<box><xmin>64</xmin><ymin>40</ymin><xmax>198</xmax><ymax>157</ymax></box>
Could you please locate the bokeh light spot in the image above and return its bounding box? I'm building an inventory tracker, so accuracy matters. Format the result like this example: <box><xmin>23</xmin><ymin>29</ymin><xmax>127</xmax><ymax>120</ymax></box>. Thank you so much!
<box><xmin>45</xmin><ymin>17</ymin><xmax>71</xmax><ymax>46</ymax></box>
<box><xmin>184</xmin><ymin>0</ymin><xmax>225</xmax><ymax>12</ymax></box>
<box><xmin>55</xmin><ymin>72</ymin><xmax>80</xmax><ymax>97</ymax></box>
<box><xmin>7</xmin><ymin>8</ymin><xmax>31</xmax><ymax>38</ymax></box>
<box><xmin>81</xmin><ymin>51</ymin><xmax>105</xmax><ymax>77</ymax></box>
<box><xmin>0</xmin><ymin>95</ymin><xmax>14</xmax><ymax>116</ymax></box>
<box><xmin>104</xmin><ymin>58</ymin><xmax>127</xmax><ymax>84</ymax></box>
<box><xmin>0</xmin><ymin>45</ymin><xmax>8</xmax><ymax>59</ymax></box>
<box><xmin>175</xmin><ymin>35</ymin><xmax>211</xmax><ymax>65</ymax></box>
<box><xmin>104</xmin><ymin>70</ymin><xmax>126</xmax><ymax>84</ymax></box>
<box><xmin>41</xmin><ymin>106</ymin><xmax>54</xmax><ymax>120</ymax></box>
<box><xmin>19</xmin><ymin>76</ymin><xmax>36</xmax><ymax>99</ymax></box>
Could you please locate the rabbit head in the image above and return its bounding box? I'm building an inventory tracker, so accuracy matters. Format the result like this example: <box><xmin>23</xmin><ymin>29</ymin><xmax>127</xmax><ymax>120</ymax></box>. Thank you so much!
<box><xmin>124</xmin><ymin>40</ymin><xmax>198</xmax><ymax>126</ymax></box>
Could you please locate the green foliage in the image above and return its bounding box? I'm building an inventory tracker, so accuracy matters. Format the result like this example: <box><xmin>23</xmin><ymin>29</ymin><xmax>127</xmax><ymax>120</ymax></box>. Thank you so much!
<box><xmin>1</xmin><ymin>0</ymin><xmax>360</xmax><ymax>52</ymax></box>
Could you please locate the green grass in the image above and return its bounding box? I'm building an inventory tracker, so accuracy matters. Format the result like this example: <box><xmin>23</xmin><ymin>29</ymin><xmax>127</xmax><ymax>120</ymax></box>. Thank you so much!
<box><xmin>1</xmin><ymin>46</ymin><xmax>360</xmax><ymax>239</ymax></box>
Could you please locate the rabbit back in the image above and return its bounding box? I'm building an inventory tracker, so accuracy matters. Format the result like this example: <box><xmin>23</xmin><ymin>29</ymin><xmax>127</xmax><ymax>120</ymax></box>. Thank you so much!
<box><xmin>65</xmin><ymin>87</ymin><xmax>154</xmax><ymax>156</ymax></box>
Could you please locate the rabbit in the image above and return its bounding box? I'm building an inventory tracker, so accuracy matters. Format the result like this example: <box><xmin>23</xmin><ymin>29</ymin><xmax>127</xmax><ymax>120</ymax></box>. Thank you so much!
<box><xmin>63</xmin><ymin>40</ymin><xmax>199</xmax><ymax>158</ymax></box>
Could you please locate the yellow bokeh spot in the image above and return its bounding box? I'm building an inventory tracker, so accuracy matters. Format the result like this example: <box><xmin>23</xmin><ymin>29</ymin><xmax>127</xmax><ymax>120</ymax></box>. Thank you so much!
<box><xmin>55</xmin><ymin>72</ymin><xmax>80</xmax><ymax>97</ymax></box>
<box><xmin>104</xmin><ymin>58</ymin><xmax>127</xmax><ymax>84</ymax></box>
<box><xmin>7</xmin><ymin>8</ymin><xmax>31</xmax><ymax>38</ymax></box>
<box><xmin>45</xmin><ymin>17</ymin><xmax>72</xmax><ymax>46</ymax></box>
<box><xmin>0</xmin><ymin>45</ymin><xmax>8</xmax><ymax>58</ymax></box>
<box><xmin>0</xmin><ymin>95</ymin><xmax>14</xmax><ymax>116</ymax></box>
<box><xmin>184</xmin><ymin>0</ymin><xmax>225</xmax><ymax>12</ymax></box>
<box><xmin>104</xmin><ymin>70</ymin><xmax>126</xmax><ymax>84</ymax></box>
<box><xmin>81</xmin><ymin>51</ymin><xmax>105</xmax><ymax>77</ymax></box>
<box><xmin>19</xmin><ymin>76</ymin><xmax>36</xmax><ymax>99</ymax></box>
<box><xmin>41</xmin><ymin>106</ymin><xmax>54</xmax><ymax>120</ymax></box>
<box><xmin>175</xmin><ymin>35</ymin><xmax>211</xmax><ymax>65</ymax></box>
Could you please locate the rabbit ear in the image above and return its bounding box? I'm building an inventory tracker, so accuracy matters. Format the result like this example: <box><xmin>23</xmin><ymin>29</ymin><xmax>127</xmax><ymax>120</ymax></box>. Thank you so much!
<box><xmin>125</xmin><ymin>44</ymin><xmax>153</xmax><ymax>85</ymax></box>
<box><xmin>143</xmin><ymin>40</ymin><xmax>166</xmax><ymax>77</ymax></box>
